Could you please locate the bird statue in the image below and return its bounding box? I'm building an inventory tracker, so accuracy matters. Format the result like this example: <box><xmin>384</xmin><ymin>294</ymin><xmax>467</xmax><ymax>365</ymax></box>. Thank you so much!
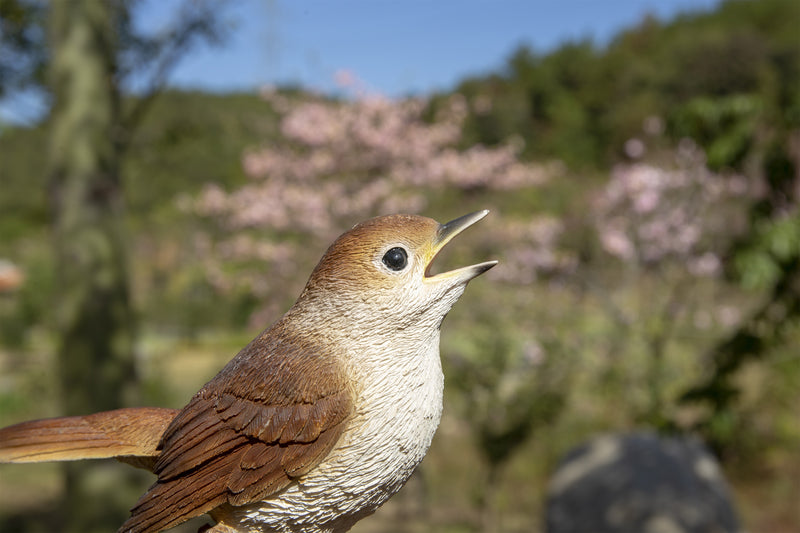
<box><xmin>0</xmin><ymin>211</ymin><xmax>497</xmax><ymax>533</ymax></box>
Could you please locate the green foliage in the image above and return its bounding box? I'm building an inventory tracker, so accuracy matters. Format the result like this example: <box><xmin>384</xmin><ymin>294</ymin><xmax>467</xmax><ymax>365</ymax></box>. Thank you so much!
<box><xmin>445</xmin><ymin>317</ymin><xmax>569</xmax><ymax>468</ymax></box>
<box><xmin>671</xmin><ymin>95</ymin><xmax>763</xmax><ymax>170</ymax></box>
<box><xmin>445</xmin><ymin>0</ymin><xmax>800</xmax><ymax>462</ymax></box>
<box><xmin>124</xmin><ymin>90</ymin><xmax>271</xmax><ymax>218</ymax></box>
<box><xmin>0</xmin><ymin>125</ymin><xmax>48</xmax><ymax>241</ymax></box>
<box><xmin>735</xmin><ymin>215</ymin><xmax>800</xmax><ymax>289</ymax></box>
<box><xmin>0</xmin><ymin>0</ymin><xmax>46</xmax><ymax>98</ymax></box>
<box><xmin>0</xmin><ymin>91</ymin><xmax>270</xmax><ymax>345</ymax></box>
<box><xmin>452</xmin><ymin>0</ymin><xmax>800</xmax><ymax>169</ymax></box>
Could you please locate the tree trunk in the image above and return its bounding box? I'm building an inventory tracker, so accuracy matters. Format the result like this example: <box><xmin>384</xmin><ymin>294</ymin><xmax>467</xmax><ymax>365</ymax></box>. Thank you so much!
<box><xmin>48</xmin><ymin>1</ymin><xmax>139</xmax><ymax>529</ymax></box>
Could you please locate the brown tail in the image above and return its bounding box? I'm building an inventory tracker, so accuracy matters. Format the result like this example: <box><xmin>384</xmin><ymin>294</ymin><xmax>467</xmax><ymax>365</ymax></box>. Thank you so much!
<box><xmin>0</xmin><ymin>407</ymin><xmax>179</xmax><ymax>470</ymax></box>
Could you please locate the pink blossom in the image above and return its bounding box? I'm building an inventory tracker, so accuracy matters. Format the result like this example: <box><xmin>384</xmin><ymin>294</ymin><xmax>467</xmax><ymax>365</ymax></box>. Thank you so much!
<box><xmin>624</xmin><ymin>138</ymin><xmax>646</xmax><ymax>159</ymax></box>
<box><xmin>688</xmin><ymin>252</ymin><xmax>721</xmax><ymax>277</ymax></box>
<box><xmin>600</xmin><ymin>228</ymin><xmax>635</xmax><ymax>261</ymax></box>
<box><xmin>189</xmin><ymin>75</ymin><xmax>564</xmax><ymax>313</ymax></box>
<box><xmin>593</xmin><ymin>159</ymin><xmax>745</xmax><ymax>274</ymax></box>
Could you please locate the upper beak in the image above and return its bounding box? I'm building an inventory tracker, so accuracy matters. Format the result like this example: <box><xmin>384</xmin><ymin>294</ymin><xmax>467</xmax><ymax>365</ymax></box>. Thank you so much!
<box><xmin>424</xmin><ymin>210</ymin><xmax>498</xmax><ymax>281</ymax></box>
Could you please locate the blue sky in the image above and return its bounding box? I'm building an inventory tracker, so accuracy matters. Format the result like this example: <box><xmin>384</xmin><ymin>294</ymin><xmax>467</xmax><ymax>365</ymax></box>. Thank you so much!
<box><xmin>150</xmin><ymin>0</ymin><xmax>721</xmax><ymax>95</ymax></box>
<box><xmin>3</xmin><ymin>0</ymin><xmax>721</xmax><ymax>123</ymax></box>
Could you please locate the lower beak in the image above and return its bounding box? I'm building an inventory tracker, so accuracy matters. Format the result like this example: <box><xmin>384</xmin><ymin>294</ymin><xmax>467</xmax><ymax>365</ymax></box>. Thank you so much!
<box><xmin>424</xmin><ymin>210</ymin><xmax>498</xmax><ymax>281</ymax></box>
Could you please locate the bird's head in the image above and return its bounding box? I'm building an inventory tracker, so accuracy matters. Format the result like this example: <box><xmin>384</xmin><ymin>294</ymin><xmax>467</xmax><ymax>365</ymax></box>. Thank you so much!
<box><xmin>296</xmin><ymin>210</ymin><xmax>497</xmax><ymax>333</ymax></box>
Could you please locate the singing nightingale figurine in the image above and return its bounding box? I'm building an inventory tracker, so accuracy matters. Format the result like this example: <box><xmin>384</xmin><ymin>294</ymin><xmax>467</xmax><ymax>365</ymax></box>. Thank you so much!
<box><xmin>0</xmin><ymin>211</ymin><xmax>497</xmax><ymax>533</ymax></box>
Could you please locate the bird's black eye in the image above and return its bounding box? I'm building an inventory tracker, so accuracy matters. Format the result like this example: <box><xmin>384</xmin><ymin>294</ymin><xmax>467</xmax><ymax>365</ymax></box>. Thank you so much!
<box><xmin>382</xmin><ymin>247</ymin><xmax>408</xmax><ymax>271</ymax></box>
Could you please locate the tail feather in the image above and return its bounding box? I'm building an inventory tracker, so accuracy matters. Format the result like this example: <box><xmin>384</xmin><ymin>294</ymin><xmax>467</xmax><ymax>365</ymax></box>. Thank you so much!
<box><xmin>0</xmin><ymin>407</ymin><xmax>179</xmax><ymax>469</ymax></box>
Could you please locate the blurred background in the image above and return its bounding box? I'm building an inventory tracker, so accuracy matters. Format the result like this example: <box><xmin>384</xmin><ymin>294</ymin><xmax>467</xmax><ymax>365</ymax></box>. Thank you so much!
<box><xmin>0</xmin><ymin>0</ymin><xmax>798</xmax><ymax>532</ymax></box>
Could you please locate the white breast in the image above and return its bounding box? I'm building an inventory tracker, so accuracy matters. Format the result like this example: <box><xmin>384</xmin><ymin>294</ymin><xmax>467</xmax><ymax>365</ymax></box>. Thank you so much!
<box><xmin>223</xmin><ymin>330</ymin><xmax>444</xmax><ymax>533</ymax></box>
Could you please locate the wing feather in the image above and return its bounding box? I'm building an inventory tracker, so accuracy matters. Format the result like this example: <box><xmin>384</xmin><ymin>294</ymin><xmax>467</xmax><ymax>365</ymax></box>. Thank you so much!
<box><xmin>119</xmin><ymin>324</ymin><xmax>354</xmax><ymax>533</ymax></box>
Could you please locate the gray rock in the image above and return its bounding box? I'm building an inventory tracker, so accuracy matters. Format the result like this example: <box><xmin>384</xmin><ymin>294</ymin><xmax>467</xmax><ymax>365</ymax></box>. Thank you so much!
<box><xmin>544</xmin><ymin>432</ymin><xmax>741</xmax><ymax>533</ymax></box>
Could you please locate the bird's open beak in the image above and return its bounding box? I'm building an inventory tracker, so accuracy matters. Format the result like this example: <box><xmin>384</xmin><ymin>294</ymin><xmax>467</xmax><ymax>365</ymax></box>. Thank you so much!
<box><xmin>424</xmin><ymin>210</ymin><xmax>498</xmax><ymax>282</ymax></box>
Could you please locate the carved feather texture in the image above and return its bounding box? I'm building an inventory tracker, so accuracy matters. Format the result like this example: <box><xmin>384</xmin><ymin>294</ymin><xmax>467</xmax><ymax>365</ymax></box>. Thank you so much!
<box><xmin>118</xmin><ymin>320</ymin><xmax>354</xmax><ymax>533</ymax></box>
<box><xmin>0</xmin><ymin>407</ymin><xmax>177</xmax><ymax>466</ymax></box>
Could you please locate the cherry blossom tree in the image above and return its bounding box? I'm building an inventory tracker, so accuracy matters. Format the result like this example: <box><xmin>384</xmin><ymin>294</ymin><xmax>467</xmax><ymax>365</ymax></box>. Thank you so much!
<box><xmin>588</xmin><ymin>134</ymin><xmax>753</xmax><ymax>425</ymax></box>
<box><xmin>189</xmin><ymin>72</ymin><xmax>562</xmax><ymax>321</ymax></box>
<box><xmin>595</xmin><ymin>141</ymin><xmax>749</xmax><ymax>275</ymax></box>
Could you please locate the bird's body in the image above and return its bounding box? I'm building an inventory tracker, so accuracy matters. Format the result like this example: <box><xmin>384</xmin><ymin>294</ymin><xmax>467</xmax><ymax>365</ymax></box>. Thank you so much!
<box><xmin>215</xmin><ymin>310</ymin><xmax>444</xmax><ymax>533</ymax></box>
<box><xmin>0</xmin><ymin>212</ymin><xmax>496</xmax><ymax>533</ymax></box>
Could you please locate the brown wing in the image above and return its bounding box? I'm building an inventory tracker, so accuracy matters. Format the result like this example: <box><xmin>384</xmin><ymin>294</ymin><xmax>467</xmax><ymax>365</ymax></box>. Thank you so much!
<box><xmin>118</xmin><ymin>323</ymin><xmax>354</xmax><ymax>533</ymax></box>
